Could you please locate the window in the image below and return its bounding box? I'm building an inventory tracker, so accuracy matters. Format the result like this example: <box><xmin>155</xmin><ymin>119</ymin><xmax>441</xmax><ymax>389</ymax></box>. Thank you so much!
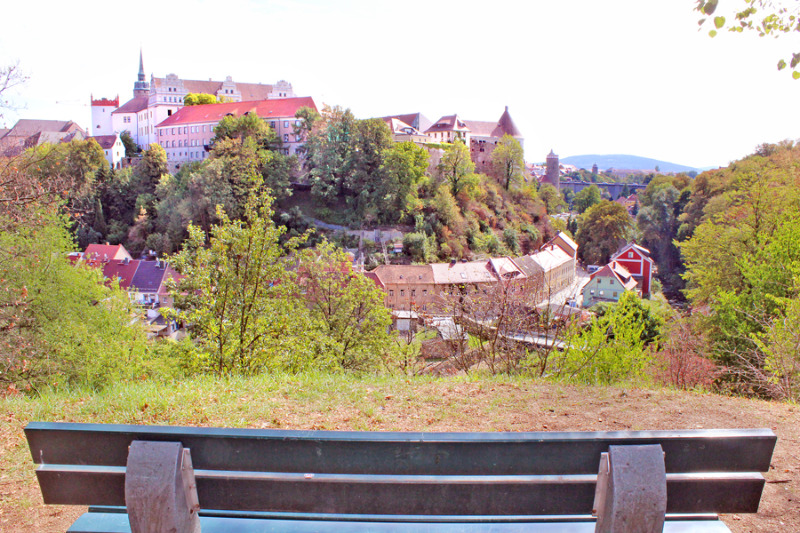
<box><xmin>400</xmin><ymin>290</ymin><xmax>405</xmax><ymax>297</ymax></box>
<box><xmin>423</xmin><ymin>290</ymin><xmax>427</xmax><ymax>296</ymax></box>
<box><xmin>411</xmin><ymin>290</ymin><xmax>415</xmax><ymax>297</ymax></box>
<box><xmin>171</xmin><ymin>128</ymin><xmax>175</xmax><ymax>135</ymax></box>
<box><xmin>613</xmin><ymin>292</ymin><xmax>618</xmax><ymax>298</ymax></box>
<box><xmin>283</xmin><ymin>134</ymin><xmax>289</xmax><ymax>142</ymax></box>
<box><xmin>628</xmin><ymin>252</ymin><xmax>633</xmax><ymax>258</ymax></box>
<box><xmin>270</xmin><ymin>121</ymin><xmax>275</xmax><ymax>128</ymax></box>
<box><xmin>284</xmin><ymin>121</ymin><xmax>289</xmax><ymax>128</ymax></box>
<box><xmin>389</xmin><ymin>290</ymin><xmax>394</xmax><ymax>297</ymax></box>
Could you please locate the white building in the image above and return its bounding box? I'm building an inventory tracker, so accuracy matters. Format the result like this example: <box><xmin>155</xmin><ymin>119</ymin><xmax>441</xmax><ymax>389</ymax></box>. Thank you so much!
<box><xmin>90</xmin><ymin>134</ymin><xmax>125</xmax><ymax>169</ymax></box>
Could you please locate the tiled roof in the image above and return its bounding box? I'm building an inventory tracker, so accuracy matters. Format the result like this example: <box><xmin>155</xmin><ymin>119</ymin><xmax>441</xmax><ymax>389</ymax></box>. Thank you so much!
<box><xmin>589</xmin><ymin>261</ymin><xmax>637</xmax><ymax>291</ymax></box>
<box><xmin>112</xmin><ymin>97</ymin><xmax>148</xmax><ymax>114</ymax></box>
<box><xmin>425</xmin><ymin>115</ymin><xmax>470</xmax><ymax>134</ymax></box>
<box><xmin>84</xmin><ymin>244</ymin><xmax>132</xmax><ymax>263</ymax></box>
<box><xmin>7</xmin><ymin>119</ymin><xmax>81</xmax><ymax>135</ymax></box>
<box><xmin>464</xmin><ymin>107</ymin><xmax>523</xmax><ymax>139</ymax></box>
<box><xmin>103</xmin><ymin>259</ymin><xmax>140</xmax><ymax>289</ymax></box>
<box><xmin>371</xmin><ymin>264</ymin><xmax>433</xmax><ymax>285</ymax></box>
<box><xmin>430</xmin><ymin>260</ymin><xmax>499</xmax><ymax>285</ymax></box>
<box><xmin>155</xmin><ymin>97</ymin><xmax>317</xmax><ymax>128</ymax></box>
<box><xmin>153</xmin><ymin>78</ymin><xmax>280</xmax><ymax>101</ymax></box>
<box><xmin>613</xmin><ymin>242</ymin><xmax>652</xmax><ymax>260</ymax></box>
<box><xmin>488</xmin><ymin>257</ymin><xmax>526</xmax><ymax>280</ymax></box>
<box><xmin>90</xmin><ymin>135</ymin><xmax>118</xmax><ymax>149</ymax></box>
<box><xmin>130</xmin><ymin>260</ymin><xmax>170</xmax><ymax>293</ymax></box>
<box><xmin>497</xmin><ymin>106</ymin><xmax>523</xmax><ymax>137</ymax></box>
<box><xmin>529</xmin><ymin>246</ymin><xmax>572</xmax><ymax>272</ymax></box>
<box><xmin>380</xmin><ymin>113</ymin><xmax>432</xmax><ymax>133</ymax></box>
<box><xmin>463</xmin><ymin>120</ymin><xmax>496</xmax><ymax>137</ymax></box>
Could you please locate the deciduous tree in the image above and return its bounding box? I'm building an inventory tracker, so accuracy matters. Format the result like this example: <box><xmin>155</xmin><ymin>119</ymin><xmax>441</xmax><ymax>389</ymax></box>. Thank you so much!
<box><xmin>576</xmin><ymin>200</ymin><xmax>633</xmax><ymax>264</ymax></box>
<box><xmin>491</xmin><ymin>134</ymin><xmax>525</xmax><ymax>190</ymax></box>
<box><xmin>438</xmin><ymin>140</ymin><xmax>475</xmax><ymax>196</ymax></box>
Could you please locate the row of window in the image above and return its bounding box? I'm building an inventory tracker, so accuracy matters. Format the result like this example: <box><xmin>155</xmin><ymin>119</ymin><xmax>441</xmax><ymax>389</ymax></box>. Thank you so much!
<box><xmin>161</xmin><ymin>139</ymin><xmax>208</xmax><ymax>148</ymax></box>
<box><xmin>159</xmin><ymin>125</ymin><xmax>214</xmax><ymax>136</ymax></box>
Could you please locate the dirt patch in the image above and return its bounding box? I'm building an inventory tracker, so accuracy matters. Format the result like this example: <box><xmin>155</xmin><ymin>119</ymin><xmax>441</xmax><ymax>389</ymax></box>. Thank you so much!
<box><xmin>2</xmin><ymin>381</ymin><xmax>797</xmax><ymax>532</ymax></box>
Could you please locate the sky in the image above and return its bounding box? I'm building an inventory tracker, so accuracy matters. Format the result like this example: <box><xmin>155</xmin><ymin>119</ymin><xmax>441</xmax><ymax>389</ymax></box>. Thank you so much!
<box><xmin>2</xmin><ymin>0</ymin><xmax>799</xmax><ymax>169</ymax></box>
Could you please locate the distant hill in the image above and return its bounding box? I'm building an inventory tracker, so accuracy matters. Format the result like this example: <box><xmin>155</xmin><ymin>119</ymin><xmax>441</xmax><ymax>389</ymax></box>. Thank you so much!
<box><xmin>559</xmin><ymin>154</ymin><xmax>699</xmax><ymax>174</ymax></box>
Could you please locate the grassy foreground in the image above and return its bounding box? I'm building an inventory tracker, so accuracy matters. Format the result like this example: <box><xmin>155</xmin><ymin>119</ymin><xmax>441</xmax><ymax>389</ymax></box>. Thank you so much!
<box><xmin>1</xmin><ymin>373</ymin><xmax>797</xmax><ymax>532</ymax></box>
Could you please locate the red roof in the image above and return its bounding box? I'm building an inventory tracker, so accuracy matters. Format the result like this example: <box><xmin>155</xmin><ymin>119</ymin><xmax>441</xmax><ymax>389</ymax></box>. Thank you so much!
<box><xmin>90</xmin><ymin>135</ymin><xmax>118</xmax><ymax>149</ymax></box>
<box><xmin>84</xmin><ymin>244</ymin><xmax>132</xmax><ymax>264</ymax></box>
<box><xmin>103</xmin><ymin>259</ymin><xmax>140</xmax><ymax>289</ymax></box>
<box><xmin>155</xmin><ymin>97</ymin><xmax>317</xmax><ymax>128</ymax></box>
<box><xmin>112</xmin><ymin>97</ymin><xmax>148</xmax><ymax>114</ymax></box>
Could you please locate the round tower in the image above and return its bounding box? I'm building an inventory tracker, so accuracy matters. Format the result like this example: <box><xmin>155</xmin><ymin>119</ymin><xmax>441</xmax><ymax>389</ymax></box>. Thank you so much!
<box><xmin>545</xmin><ymin>149</ymin><xmax>560</xmax><ymax>191</ymax></box>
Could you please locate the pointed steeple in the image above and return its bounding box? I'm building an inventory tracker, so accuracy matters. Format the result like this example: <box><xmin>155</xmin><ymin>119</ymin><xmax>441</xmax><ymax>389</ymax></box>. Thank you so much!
<box><xmin>138</xmin><ymin>49</ymin><xmax>145</xmax><ymax>81</ymax></box>
<box><xmin>497</xmin><ymin>106</ymin><xmax>523</xmax><ymax>138</ymax></box>
<box><xmin>133</xmin><ymin>49</ymin><xmax>150</xmax><ymax>98</ymax></box>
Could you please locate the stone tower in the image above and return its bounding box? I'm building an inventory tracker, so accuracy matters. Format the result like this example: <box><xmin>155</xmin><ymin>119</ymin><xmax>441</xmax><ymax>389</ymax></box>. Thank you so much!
<box><xmin>133</xmin><ymin>50</ymin><xmax>150</xmax><ymax>98</ymax></box>
<box><xmin>545</xmin><ymin>149</ymin><xmax>560</xmax><ymax>191</ymax></box>
<box><xmin>592</xmin><ymin>163</ymin><xmax>598</xmax><ymax>175</ymax></box>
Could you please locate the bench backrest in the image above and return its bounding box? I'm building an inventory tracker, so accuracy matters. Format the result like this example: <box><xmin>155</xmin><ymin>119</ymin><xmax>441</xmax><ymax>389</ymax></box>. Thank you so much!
<box><xmin>25</xmin><ymin>422</ymin><xmax>776</xmax><ymax>518</ymax></box>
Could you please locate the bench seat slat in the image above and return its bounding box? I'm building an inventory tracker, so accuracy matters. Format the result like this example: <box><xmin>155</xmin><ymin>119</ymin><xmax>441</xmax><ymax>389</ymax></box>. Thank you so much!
<box><xmin>36</xmin><ymin>465</ymin><xmax>766</xmax><ymax>515</ymax></box>
<box><xmin>67</xmin><ymin>512</ymin><xmax>734</xmax><ymax>533</ymax></box>
<box><xmin>25</xmin><ymin>423</ymin><xmax>777</xmax><ymax>475</ymax></box>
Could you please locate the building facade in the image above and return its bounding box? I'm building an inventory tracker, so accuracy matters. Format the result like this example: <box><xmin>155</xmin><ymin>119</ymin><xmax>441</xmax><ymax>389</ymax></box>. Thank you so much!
<box><xmin>153</xmin><ymin>97</ymin><xmax>317</xmax><ymax>170</ymax></box>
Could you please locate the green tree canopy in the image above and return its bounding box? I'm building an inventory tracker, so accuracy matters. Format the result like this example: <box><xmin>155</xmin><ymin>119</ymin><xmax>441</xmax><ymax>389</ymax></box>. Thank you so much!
<box><xmin>573</xmin><ymin>185</ymin><xmax>602</xmax><ymax>213</ymax></box>
<box><xmin>696</xmin><ymin>0</ymin><xmax>800</xmax><ymax>78</ymax></box>
<box><xmin>169</xmin><ymin>193</ymin><xmax>310</xmax><ymax>375</ymax></box>
<box><xmin>491</xmin><ymin>134</ymin><xmax>525</xmax><ymax>190</ymax></box>
<box><xmin>296</xmin><ymin>242</ymin><xmax>394</xmax><ymax>370</ymax></box>
<box><xmin>437</xmin><ymin>140</ymin><xmax>475</xmax><ymax>196</ymax></box>
<box><xmin>184</xmin><ymin>93</ymin><xmax>224</xmax><ymax>106</ymax></box>
<box><xmin>576</xmin><ymin>200</ymin><xmax>633</xmax><ymax>265</ymax></box>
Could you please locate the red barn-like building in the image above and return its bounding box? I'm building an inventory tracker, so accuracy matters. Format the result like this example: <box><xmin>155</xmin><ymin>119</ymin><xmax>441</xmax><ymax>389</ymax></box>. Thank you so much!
<box><xmin>611</xmin><ymin>243</ymin><xmax>654</xmax><ymax>296</ymax></box>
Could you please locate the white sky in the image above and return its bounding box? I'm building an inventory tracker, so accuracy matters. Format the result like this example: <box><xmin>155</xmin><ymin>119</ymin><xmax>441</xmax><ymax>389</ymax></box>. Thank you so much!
<box><xmin>2</xmin><ymin>0</ymin><xmax>798</xmax><ymax>168</ymax></box>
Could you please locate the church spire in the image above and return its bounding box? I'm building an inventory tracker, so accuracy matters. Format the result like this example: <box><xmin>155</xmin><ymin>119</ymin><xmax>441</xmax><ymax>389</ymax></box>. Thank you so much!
<box><xmin>133</xmin><ymin>49</ymin><xmax>150</xmax><ymax>98</ymax></box>
<box><xmin>138</xmin><ymin>49</ymin><xmax>145</xmax><ymax>81</ymax></box>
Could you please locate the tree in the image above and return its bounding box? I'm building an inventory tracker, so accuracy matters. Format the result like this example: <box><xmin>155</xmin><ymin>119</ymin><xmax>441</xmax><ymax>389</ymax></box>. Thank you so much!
<box><xmin>0</xmin><ymin>206</ymin><xmax>151</xmax><ymax>389</ymax></box>
<box><xmin>304</xmin><ymin>105</ymin><xmax>357</xmax><ymax>202</ymax></box>
<box><xmin>120</xmin><ymin>131</ymin><xmax>138</xmax><ymax>157</ymax></box>
<box><xmin>491</xmin><ymin>134</ymin><xmax>525</xmax><ymax>190</ymax></box>
<box><xmin>438</xmin><ymin>140</ymin><xmax>475</xmax><ymax>196</ymax></box>
<box><xmin>538</xmin><ymin>183</ymin><xmax>566</xmax><ymax>214</ymax></box>
<box><xmin>0</xmin><ymin>61</ymin><xmax>27</xmax><ymax>120</ymax></box>
<box><xmin>696</xmin><ymin>0</ymin><xmax>800</xmax><ymax>78</ymax></box>
<box><xmin>169</xmin><ymin>193</ymin><xmax>309</xmax><ymax>375</ymax></box>
<box><xmin>555</xmin><ymin>296</ymin><xmax>652</xmax><ymax>385</ymax></box>
<box><xmin>573</xmin><ymin>185</ymin><xmax>602</xmax><ymax>213</ymax></box>
<box><xmin>376</xmin><ymin>141</ymin><xmax>429</xmax><ymax>223</ymax></box>
<box><xmin>576</xmin><ymin>200</ymin><xmax>633</xmax><ymax>265</ymax></box>
<box><xmin>296</xmin><ymin>242</ymin><xmax>394</xmax><ymax>370</ymax></box>
<box><xmin>184</xmin><ymin>93</ymin><xmax>221</xmax><ymax>106</ymax></box>
<box><xmin>212</xmin><ymin>113</ymin><xmax>279</xmax><ymax>149</ymax></box>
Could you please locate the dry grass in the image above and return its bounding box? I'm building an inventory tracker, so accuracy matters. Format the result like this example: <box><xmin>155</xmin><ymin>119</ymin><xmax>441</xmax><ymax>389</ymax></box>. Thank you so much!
<box><xmin>1</xmin><ymin>373</ymin><xmax>797</xmax><ymax>532</ymax></box>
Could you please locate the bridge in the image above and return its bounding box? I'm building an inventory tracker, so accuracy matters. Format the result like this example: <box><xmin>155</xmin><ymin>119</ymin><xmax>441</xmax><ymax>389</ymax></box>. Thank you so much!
<box><xmin>560</xmin><ymin>180</ymin><xmax>646</xmax><ymax>198</ymax></box>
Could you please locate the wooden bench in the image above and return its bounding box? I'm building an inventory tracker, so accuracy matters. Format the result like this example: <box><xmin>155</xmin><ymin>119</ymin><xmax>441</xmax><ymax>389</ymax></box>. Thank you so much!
<box><xmin>25</xmin><ymin>422</ymin><xmax>776</xmax><ymax>533</ymax></box>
